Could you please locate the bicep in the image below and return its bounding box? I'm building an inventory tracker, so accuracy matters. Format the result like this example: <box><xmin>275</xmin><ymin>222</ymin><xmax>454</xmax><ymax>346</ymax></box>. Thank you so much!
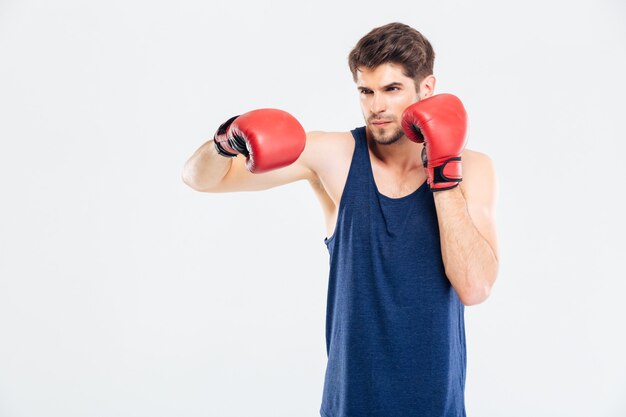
<box><xmin>461</xmin><ymin>152</ymin><xmax>500</xmax><ymax>261</ymax></box>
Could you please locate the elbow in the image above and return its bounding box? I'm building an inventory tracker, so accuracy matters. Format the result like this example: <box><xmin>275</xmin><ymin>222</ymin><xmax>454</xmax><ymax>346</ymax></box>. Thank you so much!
<box><xmin>181</xmin><ymin>164</ymin><xmax>224</xmax><ymax>192</ymax></box>
<box><xmin>182</xmin><ymin>171</ymin><xmax>197</xmax><ymax>190</ymax></box>
<box><xmin>181</xmin><ymin>163</ymin><xmax>193</xmax><ymax>185</ymax></box>
<box><xmin>456</xmin><ymin>259</ymin><xmax>499</xmax><ymax>306</ymax></box>
<box><xmin>456</xmin><ymin>274</ymin><xmax>497</xmax><ymax>306</ymax></box>
<box><xmin>458</xmin><ymin>284</ymin><xmax>491</xmax><ymax>306</ymax></box>
<box><xmin>181</xmin><ymin>169</ymin><xmax>207</xmax><ymax>192</ymax></box>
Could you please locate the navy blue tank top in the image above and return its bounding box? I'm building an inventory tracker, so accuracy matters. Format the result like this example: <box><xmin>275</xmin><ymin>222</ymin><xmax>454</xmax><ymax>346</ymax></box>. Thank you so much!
<box><xmin>320</xmin><ymin>126</ymin><xmax>467</xmax><ymax>417</ymax></box>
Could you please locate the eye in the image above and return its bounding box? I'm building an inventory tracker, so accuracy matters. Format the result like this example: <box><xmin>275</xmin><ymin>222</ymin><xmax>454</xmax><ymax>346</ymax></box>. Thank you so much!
<box><xmin>360</xmin><ymin>90</ymin><xmax>372</xmax><ymax>95</ymax></box>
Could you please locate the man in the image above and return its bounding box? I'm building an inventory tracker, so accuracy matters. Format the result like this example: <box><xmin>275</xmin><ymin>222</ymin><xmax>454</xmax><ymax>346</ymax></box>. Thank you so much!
<box><xmin>183</xmin><ymin>22</ymin><xmax>499</xmax><ymax>417</ymax></box>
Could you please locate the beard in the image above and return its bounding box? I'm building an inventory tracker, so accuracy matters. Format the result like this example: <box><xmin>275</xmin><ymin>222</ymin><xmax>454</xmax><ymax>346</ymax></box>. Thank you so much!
<box><xmin>368</xmin><ymin>122</ymin><xmax>405</xmax><ymax>146</ymax></box>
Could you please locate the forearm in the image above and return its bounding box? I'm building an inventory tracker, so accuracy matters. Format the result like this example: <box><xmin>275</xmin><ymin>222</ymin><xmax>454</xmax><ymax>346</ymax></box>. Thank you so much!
<box><xmin>433</xmin><ymin>186</ymin><xmax>498</xmax><ymax>305</ymax></box>
<box><xmin>182</xmin><ymin>139</ymin><xmax>232</xmax><ymax>191</ymax></box>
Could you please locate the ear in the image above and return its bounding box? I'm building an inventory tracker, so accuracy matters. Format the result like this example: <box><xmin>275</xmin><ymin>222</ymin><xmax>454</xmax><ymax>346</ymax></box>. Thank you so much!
<box><xmin>418</xmin><ymin>75</ymin><xmax>436</xmax><ymax>99</ymax></box>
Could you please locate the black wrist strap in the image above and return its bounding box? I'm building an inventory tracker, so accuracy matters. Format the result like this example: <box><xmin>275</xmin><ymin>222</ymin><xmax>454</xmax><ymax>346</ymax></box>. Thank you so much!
<box><xmin>213</xmin><ymin>115</ymin><xmax>240</xmax><ymax>158</ymax></box>
<box><xmin>214</xmin><ymin>140</ymin><xmax>238</xmax><ymax>158</ymax></box>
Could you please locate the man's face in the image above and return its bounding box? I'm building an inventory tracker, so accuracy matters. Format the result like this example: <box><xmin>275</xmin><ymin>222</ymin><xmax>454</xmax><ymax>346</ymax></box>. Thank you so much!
<box><xmin>356</xmin><ymin>63</ymin><xmax>420</xmax><ymax>146</ymax></box>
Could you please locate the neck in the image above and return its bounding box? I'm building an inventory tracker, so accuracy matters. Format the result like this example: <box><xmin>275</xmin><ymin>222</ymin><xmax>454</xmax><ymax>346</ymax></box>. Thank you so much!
<box><xmin>365</xmin><ymin>127</ymin><xmax>424</xmax><ymax>172</ymax></box>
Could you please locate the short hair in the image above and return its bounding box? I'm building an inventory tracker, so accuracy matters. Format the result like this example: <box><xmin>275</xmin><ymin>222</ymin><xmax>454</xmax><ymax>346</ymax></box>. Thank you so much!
<box><xmin>348</xmin><ymin>22</ymin><xmax>435</xmax><ymax>90</ymax></box>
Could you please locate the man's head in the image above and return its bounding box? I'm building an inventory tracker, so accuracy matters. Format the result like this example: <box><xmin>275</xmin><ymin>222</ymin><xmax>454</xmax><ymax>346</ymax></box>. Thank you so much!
<box><xmin>348</xmin><ymin>22</ymin><xmax>436</xmax><ymax>145</ymax></box>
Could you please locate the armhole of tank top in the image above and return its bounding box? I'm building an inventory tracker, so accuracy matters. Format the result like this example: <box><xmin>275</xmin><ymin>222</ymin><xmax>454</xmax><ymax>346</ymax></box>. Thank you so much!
<box><xmin>324</xmin><ymin>130</ymin><xmax>359</xmax><ymax>246</ymax></box>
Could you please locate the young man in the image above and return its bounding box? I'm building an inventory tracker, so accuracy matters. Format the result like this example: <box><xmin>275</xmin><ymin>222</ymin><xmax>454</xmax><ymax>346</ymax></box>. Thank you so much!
<box><xmin>183</xmin><ymin>22</ymin><xmax>499</xmax><ymax>417</ymax></box>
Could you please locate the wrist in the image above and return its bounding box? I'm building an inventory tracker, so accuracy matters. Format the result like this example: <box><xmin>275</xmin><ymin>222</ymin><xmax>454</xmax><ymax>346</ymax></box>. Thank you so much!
<box><xmin>213</xmin><ymin>138</ymin><xmax>239</xmax><ymax>158</ymax></box>
<box><xmin>426</xmin><ymin>156</ymin><xmax>463</xmax><ymax>192</ymax></box>
<box><xmin>213</xmin><ymin>114</ymin><xmax>241</xmax><ymax>158</ymax></box>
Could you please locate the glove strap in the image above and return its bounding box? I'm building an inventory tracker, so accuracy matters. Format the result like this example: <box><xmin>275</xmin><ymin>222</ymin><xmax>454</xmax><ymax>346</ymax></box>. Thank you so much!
<box><xmin>213</xmin><ymin>115</ymin><xmax>240</xmax><ymax>158</ymax></box>
<box><xmin>430</xmin><ymin>157</ymin><xmax>462</xmax><ymax>192</ymax></box>
<box><xmin>214</xmin><ymin>140</ymin><xmax>239</xmax><ymax>158</ymax></box>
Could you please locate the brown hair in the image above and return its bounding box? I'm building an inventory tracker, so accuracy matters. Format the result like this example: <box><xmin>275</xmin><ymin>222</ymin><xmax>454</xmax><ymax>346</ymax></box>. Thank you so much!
<box><xmin>348</xmin><ymin>22</ymin><xmax>435</xmax><ymax>90</ymax></box>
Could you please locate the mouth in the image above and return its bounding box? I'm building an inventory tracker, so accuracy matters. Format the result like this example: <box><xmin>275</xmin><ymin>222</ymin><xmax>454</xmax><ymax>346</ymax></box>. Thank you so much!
<box><xmin>372</xmin><ymin>120</ymin><xmax>392</xmax><ymax>126</ymax></box>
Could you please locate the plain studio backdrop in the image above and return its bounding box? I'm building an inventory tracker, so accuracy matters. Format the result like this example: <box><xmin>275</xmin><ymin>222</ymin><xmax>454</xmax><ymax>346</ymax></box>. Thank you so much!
<box><xmin>1</xmin><ymin>0</ymin><xmax>625</xmax><ymax>416</ymax></box>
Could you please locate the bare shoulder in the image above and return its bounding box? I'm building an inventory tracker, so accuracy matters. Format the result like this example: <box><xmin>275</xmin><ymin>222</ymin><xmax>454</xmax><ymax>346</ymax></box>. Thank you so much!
<box><xmin>460</xmin><ymin>149</ymin><xmax>500</xmax><ymax>262</ymax></box>
<box><xmin>462</xmin><ymin>149</ymin><xmax>495</xmax><ymax>170</ymax></box>
<box><xmin>460</xmin><ymin>148</ymin><xmax>498</xmax><ymax>209</ymax></box>
<box><xmin>462</xmin><ymin>149</ymin><xmax>497</xmax><ymax>185</ymax></box>
<box><xmin>302</xmin><ymin>130</ymin><xmax>355</xmax><ymax>208</ymax></box>
<box><xmin>302</xmin><ymin>130</ymin><xmax>355</xmax><ymax>179</ymax></box>
<box><xmin>305</xmin><ymin>130</ymin><xmax>354</xmax><ymax>151</ymax></box>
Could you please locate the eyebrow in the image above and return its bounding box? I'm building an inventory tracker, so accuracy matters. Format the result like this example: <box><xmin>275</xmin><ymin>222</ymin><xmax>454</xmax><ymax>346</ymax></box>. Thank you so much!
<box><xmin>357</xmin><ymin>82</ymin><xmax>404</xmax><ymax>91</ymax></box>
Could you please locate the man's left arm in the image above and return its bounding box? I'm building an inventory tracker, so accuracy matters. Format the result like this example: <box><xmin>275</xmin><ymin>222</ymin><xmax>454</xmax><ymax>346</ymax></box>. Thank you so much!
<box><xmin>433</xmin><ymin>152</ymin><xmax>500</xmax><ymax>306</ymax></box>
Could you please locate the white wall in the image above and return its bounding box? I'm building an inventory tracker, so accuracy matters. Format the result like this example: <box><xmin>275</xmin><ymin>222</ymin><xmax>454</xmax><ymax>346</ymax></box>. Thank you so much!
<box><xmin>1</xmin><ymin>0</ymin><xmax>624</xmax><ymax>416</ymax></box>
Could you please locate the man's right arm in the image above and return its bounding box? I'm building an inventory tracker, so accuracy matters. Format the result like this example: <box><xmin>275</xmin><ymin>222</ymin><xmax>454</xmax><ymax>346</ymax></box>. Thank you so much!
<box><xmin>181</xmin><ymin>132</ymin><xmax>323</xmax><ymax>193</ymax></box>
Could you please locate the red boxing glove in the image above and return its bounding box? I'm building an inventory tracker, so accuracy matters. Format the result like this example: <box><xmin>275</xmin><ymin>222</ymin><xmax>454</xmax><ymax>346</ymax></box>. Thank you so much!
<box><xmin>401</xmin><ymin>94</ymin><xmax>468</xmax><ymax>191</ymax></box>
<box><xmin>213</xmin><ymin>108</ymin><xmax>306</xmax><ymax>173</ymax></box>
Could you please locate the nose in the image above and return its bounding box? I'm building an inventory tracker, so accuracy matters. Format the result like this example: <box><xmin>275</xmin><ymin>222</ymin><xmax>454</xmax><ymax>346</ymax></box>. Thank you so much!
<box><xmin>370</xmin><ymin>93</ymin><xmax>387</xmax><ymax>114</ymax></box>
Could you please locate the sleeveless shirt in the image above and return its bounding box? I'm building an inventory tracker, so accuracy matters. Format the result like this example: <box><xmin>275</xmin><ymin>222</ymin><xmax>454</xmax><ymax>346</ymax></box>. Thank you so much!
<box><xmin>320</xmin><ymin>126</ymin><xmax>467</xmax><ymax>417</ymax></box>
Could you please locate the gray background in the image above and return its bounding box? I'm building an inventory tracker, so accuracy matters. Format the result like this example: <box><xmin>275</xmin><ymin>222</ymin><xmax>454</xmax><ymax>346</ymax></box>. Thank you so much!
<box><xmin>1</xmin><ymin>0</ymin><xmax>625</xmax><ymax>416</ymax></box>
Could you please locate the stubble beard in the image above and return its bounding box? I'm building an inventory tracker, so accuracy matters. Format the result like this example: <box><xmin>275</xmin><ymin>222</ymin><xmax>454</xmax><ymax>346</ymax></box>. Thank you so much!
<box><xmin>369</xmin><ymin>123</ymin><xmax>405</xmax><ymax>146</ymax></box>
